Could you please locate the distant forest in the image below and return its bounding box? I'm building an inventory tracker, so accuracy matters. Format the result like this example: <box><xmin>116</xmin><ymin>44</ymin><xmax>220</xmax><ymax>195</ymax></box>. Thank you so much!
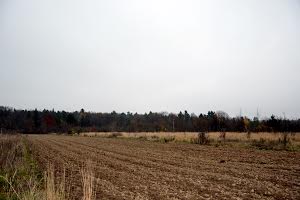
<box><xmin>0</xmin><ymin>106</ymin><xmax>299</xmax><ymax>134</ymax></box>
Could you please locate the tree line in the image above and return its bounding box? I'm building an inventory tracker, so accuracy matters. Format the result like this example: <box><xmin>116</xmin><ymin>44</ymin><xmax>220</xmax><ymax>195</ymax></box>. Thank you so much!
<box><xmin>0</xmin><ymin>106</ymin><xmax>299</xmax><ymax>134</ymax></box>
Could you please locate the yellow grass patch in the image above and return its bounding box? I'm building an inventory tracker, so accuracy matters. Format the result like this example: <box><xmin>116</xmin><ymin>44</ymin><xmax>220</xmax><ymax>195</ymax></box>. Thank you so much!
<box><xmin>80</xmin><ymin>131</ymin><xmax>300</xmax><ymax>145</ymax></box>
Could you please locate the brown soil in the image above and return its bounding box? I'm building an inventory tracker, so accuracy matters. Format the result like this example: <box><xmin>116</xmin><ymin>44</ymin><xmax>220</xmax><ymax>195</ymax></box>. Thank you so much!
<box><xmin>28</xmin><ymin>135</ymin><xmax>300</xmax><ymax>200</ymax></box>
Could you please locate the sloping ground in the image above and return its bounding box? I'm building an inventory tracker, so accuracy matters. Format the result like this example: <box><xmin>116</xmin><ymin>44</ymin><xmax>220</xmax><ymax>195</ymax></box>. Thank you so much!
<box><xmin>28</xmin><ymin>135</ymin><xmax>300</xmax><ymax>200</ymax></box>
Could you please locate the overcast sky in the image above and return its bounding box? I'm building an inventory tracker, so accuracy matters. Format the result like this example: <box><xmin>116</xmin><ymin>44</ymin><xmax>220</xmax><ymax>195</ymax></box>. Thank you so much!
<box><xmin>0</xmin><ymin>0</ymin><xmax>300</xmax><ymax>118</ymax></box>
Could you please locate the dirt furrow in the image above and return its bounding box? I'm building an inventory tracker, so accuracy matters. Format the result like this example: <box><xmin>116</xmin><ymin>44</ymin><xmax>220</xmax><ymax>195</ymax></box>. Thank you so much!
<box><xmin>28</xmin><ymin>135</ymin><xmax>300</xmax><ymax>200</ymax></box>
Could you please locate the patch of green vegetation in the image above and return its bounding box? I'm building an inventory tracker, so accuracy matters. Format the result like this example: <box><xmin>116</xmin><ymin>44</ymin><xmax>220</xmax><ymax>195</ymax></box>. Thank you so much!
<box><xmin>0</xmin><ymin>136</ymin><xmax>43</xmax><ymax>200</ymax></box>
<box><xmin>159</xmin><ymin>136</ymin><xmax>175</xmax><ymax>143</ymax></box>
<box><xmin>250</xmin><ymin>138</ymin><xmax>298</xmax><ymax>151</ymax></box>
<box><xmin>22</xmin><ymin>139</ymin><xmax>43</xmax><ymax>181</ymax></box>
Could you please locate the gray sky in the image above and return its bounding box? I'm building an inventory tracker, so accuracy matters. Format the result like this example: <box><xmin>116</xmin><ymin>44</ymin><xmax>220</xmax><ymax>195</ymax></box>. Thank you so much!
<box><xmin>0</xmin><ymin>0</ymin><xmax>300</xmax><ymax>118</ymax></box>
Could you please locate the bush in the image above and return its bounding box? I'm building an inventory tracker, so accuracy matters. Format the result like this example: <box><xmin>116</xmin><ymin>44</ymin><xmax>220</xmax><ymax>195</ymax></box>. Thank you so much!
<box><xmin>191</xmin><ymin>132</ymin><xmax>209</xmax><ymax>145</ymax></box>
<box><xmin>160</xmin><ymin>136</ymin><xmax>175</xmax><ymax>143</ymax></box>
<box><xmin>251</xmin><ymin>138</ymin><xmax>273</xmax><ymax>150</ymax></box>
<box><xmin>137</xmin><ymin>136</ymin><xmax>148</xmax><ymax>140</ymax></box>
<box><xmin>107</xmin><ymin>132</ymin><xmax>123</xmax><ymax>138</ymax></box>
<box><xmin>148</xmin><ymin>135</ymin><xmax>160</xmax><ymax>142</ymax></box>
<box><xmin>247</xmin><ymin>131</ymin><xmax>251</xmax><ymax>139</ymax></box>
<box><xmin>219</xmin><ymin>131</ymin><xmax>226</xmax><ymax>141</ymax></box>
<box><xmin>279</xmin><ymin>132</ymin><xmax>290</xmax><ymax>148</ymax></box>
<box><xmin>251</xmin><ymin>133</ymin><xmax>292</xmax><ymax>150</ymax></box>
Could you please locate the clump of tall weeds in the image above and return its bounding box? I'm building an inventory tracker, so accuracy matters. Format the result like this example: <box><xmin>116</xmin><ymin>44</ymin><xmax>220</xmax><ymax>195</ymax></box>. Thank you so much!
<box><xmin>44</xmin><ymin>164</ymin><xmax>67</xmax><ymax>200</ymax></box>
<box><xmin>81</xmin><ymin>161</ymin><xmax>96</xmax><ymax>200</ymax></box>
<box><xmin>191</xmin><ymin>132</ymin><xmax>210</xmax><ymax>145</ymax></box>
<box><xmin>107</xmin><ymin>132</ymin><xmax>123</xmax><ymax>138</ymax></box>
<box><xmin>219</xmin><ymin>131</ymin><xmax>226</xmax><ymax>142</ymax></box>
<box><xmin>1</xmin><ymin>135</ymin><xmax>98</xmax><ymax>200</ymax></box>
<box><xmin>0</xmin><ymin>134</ymin><xmax>43</xmax><ymax>199</ymax></box>
<box><xmin>251</xmin><ymin>132</ymin><xmax>292</xmax><ymax>150</ymax></box>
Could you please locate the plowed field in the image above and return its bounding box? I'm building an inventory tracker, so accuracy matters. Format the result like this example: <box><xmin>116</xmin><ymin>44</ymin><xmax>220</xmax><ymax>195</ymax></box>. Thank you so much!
<box><xmin>28</xmin><ymin>135</ymin><xmax>300</xmax><ymax>200</ymax></box>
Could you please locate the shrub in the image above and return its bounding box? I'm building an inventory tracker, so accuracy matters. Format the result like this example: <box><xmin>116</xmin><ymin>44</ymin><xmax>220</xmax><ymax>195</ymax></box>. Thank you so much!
<box><xmin>149</xmin><ymin>135</ymin><xmax>160</xmax><ymax>142</ymax></box>
<box><xmin>251</xmin><ymin>133</ymin><xmax>292</xmax><ymax>150</ymax></box>
<box><xmin>251</xmin><ymin>138</ymin><xmax>273</xmax><ymax>150</ymax></box>
<box><xmin>160</xmin><ymin>136</ymin><xmax>175</xmax><ymax>143</ymax></box>
<box><xmin>191</xmin><ymin>132</ymin><xmax>209</xmax><ymax>145</ymax></box>
<box><xmin>219</xmin><ymin>131</ymin><xmax>226</xmax><ymax>141</ymax></box>
<box><xmin>137</xmin><ymin>136</ymin><xmax>148</xmax><ymax>140</ymax></box>
<box><xmin>246</xmin><ymin>131</ymin><xmax>251</xmax><ymax>139</ymax></box>
<box><xmin>107</xmin><ymin>132</ymin><xmax>123</xmax><ymax>138</ymax></box>
<box><xmin>278</xmin><ymin>132</ymin><xmax>290</xmax><ymax>149</ymax></box>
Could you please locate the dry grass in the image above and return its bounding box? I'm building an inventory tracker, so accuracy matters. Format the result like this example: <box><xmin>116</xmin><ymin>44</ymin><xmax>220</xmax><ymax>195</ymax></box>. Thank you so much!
<box><xmin>42</xmin><ymin>160</ymin><xmax>98</xmax><ymax>200</ymax></box>
<box><xmin>0</xmin><ymin>134</ymin><xmax>44</xmax><ymax>199</ymax></box>
<box><xmin>208</xmin><ymin>132</ymin><xmax>300</xmax><ymax>143</ymax></box>
<box><xmin>81</xmin><ymin>161</ymin><xmax>96</xmax><ymax>200</ymax></box>
<box><xmin>44</xmin><ymin>164</ymin><xmax>66</xmax><ymax>200</ymax></box>
<box><xmin>0</xmin><ymin>134</ymin><xmax>24</xmax><ymax>171</ymax></box>
<box><xmin>0</xmin><ymin>134</ymin><xmax>97</xmax><ymax>200</ymax></box>
<box><xmin>80</xmin><ymin>131</ymin><xmax>300</xmax><ymax>148</ymax></box>
<box><xmin>42</xmin><ymin>161</ymin><xmax>95</xmax><ymax>200</ymax></box>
